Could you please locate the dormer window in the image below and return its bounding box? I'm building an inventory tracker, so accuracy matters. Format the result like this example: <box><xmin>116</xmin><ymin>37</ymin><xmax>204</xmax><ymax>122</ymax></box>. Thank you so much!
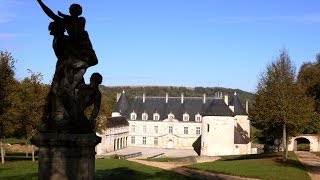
<box><xmin>215</xmin><ymin>91</ymin><xmax>223</xmax><ymax>99</ymax></box>
<box><xmin>130</xmin><ymin>111</ymin><xmax>137</xmax><ymax>120</ymax></box>
<box><xmin>168</xmin><ymin>113</ymin><xmax>175</xmax><ymax>119</ymax></box>
<box><xmin>153</xmin><ymin>113</ymin><xmax>160</xmax><ymax>120</ymax></box>
<box><xmin>195</xmin><ymin>113</ymin><xmax>202</xmax><ymax>122</ymax></box>
<box><xmin>183</xmin><ymin>113</ymin><xmax>189</xmax><ymax>121</ymax></box>
<box><xmin>142</xmin><ymin>112</ymin><xmax>148</xmax><ymax>120</ymax></box>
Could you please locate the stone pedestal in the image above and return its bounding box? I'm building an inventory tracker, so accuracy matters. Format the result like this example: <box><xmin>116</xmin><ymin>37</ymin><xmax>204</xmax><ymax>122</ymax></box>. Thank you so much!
<box><xmin>31</xmin><ymin>133</ymin><xmax>101</xmax><ymax>180</ymax></box>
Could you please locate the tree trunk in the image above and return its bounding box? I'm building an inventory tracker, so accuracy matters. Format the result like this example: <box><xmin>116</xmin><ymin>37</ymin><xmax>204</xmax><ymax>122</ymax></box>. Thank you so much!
<box><xmin>1</xmin><ymin>146</ymin><xmax>4</xmax><ymax>164</ymax></box>
<box><xmin>25</xmin><ymin>140</ymin><xmax>28</xmax><ymax>157</ymax></box>
<box><xmin>32</xmin><ymin>145</ymin><xmax>35</xmax><ymax>162</ymax></box>
<box><xmin>283</xmin><ymin>124</ymin><xmax>287</xmax><ymax>162</ymax></box>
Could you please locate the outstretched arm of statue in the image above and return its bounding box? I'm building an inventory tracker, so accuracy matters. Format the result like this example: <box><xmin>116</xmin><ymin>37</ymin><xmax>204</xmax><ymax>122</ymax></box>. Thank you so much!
<box><xmin>36</xmin><ymin>0</ymin><xmax>60</xmax><ymax>20</ymax></box>
<box><xmin>89</xmin><ymin>93</ymin><xmax>101</xmax><ymax>130</ymax></box>
<box><xmin>58</xmin><ymin>11</ymin><xmax>70</xmax><ymax>18</ymax></box>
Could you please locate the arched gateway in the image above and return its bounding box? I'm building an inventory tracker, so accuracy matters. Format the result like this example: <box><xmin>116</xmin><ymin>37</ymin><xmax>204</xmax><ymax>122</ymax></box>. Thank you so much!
<box><xmin>288</xmin><ymin>135</ymin><xmax>320</xmax><ymax>152</ymax></box>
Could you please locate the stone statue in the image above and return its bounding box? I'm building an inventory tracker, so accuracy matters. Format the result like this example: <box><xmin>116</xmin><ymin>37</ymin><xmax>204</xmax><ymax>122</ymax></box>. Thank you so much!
<box><xmin>37</xmin><ymin>0</ymin><xmax>101</xmax><ymax>133</ymax></box>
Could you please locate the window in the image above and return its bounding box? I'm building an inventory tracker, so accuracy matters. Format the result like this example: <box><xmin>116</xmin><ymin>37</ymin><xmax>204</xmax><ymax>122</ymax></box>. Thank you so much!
<box><xmin>154</xmin><ymin>137</ymin><xmax>158</xmax><ymax>146</ymax></box>
<box><xmin>184</xmin><ymin>127</ymin><xmax>188</xmax><ymax>134</ymax></box>
<box><xmin>143</xmin><ymin>125</ymin><xmax>147</xmax><ymax>133</ymax></box>
<box><xmin>207</xmin><ymin>124</ymin><xmax>210</xmax><ymax>132</ymax></box>
<box><xmin>169</xmin><ymin>126</ymin><xmax>173</xmax><ymax>134</ymax></box>
<box><xmin>195</xmin><ymin>114</ymin><xmax>202</xmax><ymax>122</ymax></box>
<box><xmin>183</xmin><ymin>113</ymin><xmax>189</xmax><ymax>121</ymax></box>
<box><xmin>142</xmin><ymin>113</ymin><xmax>148</xmax><ymax>120</ymax></box>
<box><xmin>196</xmin><ymin>127</ymin><xmax>201</xmax><ymax>135</ymax></box>
<box><xmin>131</xmin><ymin>136</ymin><xmax>135</xmax><ymax>144</ymax></box>
<box><xmin>153</xmin><ymin>113</ymin><xmax>160</xmax><ymax>120</ymax></box>
<box><xmin>130</xmin><ymin>112</ymin><xmax>137</xmax><ymax>120</ymax></box>
<box><xmin>168</xmin><ymin>113</ymin><xmax>174</xmax><ymax>119</ymax></box>
<box><xmin>142</xmin><ymin>137</ymin><xmax>146</xmax><ymax>145</ymax></box>
<box><xmin>131</xmin><ymin>125</ymin><xmax>135</xmax><ymax>132</ymax></box>
<box><xmin>154</xmin><ymin>126</ymin><xmax>158</xmax><ymax>134</ymax></box>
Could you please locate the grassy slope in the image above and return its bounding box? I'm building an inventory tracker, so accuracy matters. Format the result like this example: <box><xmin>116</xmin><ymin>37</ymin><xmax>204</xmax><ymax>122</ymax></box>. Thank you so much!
<box><xmin>0</xmin><ymin>159</ymin><xmax>193</xmax><ymax>180</ymax></box>
<box><xmin>187</xmin><ymin>152</ymin><xmax>310</xmax><ymax>180</ymax></box>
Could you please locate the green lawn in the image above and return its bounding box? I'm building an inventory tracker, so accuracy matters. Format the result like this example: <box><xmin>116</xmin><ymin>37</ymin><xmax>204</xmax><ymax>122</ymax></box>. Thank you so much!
<box><xmin>0</xmin><ymin>159</ymin><xmax>194</xmax><ymax>180</ymax></box>
<box><xmin>187</xmin><ymin>152</ymin><xmax>310</xmax><ymax>180</ymax></box>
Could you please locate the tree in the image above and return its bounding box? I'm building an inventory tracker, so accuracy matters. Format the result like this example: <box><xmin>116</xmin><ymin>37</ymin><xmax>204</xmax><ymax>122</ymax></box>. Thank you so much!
<box><xmin>0</xmin><ymin>51</ymin><xmax>17</xmax><ymax>139</ymax></box>
<box><xmin>250</xmin><ymin>49</ymin><xmax>314</xmax><ymax>161</ymax></box>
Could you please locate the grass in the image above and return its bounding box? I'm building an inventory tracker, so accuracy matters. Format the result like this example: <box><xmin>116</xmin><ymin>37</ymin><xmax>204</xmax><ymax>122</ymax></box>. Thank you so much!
<box><xmin>0</xmin><ymin>158</ymin><xmax>194</xmax><ymax>180</ymax></box>
<box><xmin>187</xmin><ymin>152</ymin><xmax>310</xmax><ymax>180</ymax></box>
<box><xmin>2</xmin><ymin>138</ymin><xmax>26</xmax><ymax>144</ymax></box>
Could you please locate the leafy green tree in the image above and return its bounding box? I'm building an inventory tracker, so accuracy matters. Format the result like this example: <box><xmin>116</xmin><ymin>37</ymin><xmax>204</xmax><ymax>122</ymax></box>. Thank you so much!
<box><xmin>0</xmin><ymin>51</ymin><xmax>18</xmax><ymax>139</ymax></box>
<box><xmin>250</xmin><ymin>49</ymin><xmax>314</xmax><ymax>161</ymax></box>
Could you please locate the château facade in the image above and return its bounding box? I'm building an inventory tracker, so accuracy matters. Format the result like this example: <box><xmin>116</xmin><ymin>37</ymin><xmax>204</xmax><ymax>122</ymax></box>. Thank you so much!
<box><xmin>96</xmin><ymin>91</ymin><xmax>252</xmax><ymax>156</ymax></box>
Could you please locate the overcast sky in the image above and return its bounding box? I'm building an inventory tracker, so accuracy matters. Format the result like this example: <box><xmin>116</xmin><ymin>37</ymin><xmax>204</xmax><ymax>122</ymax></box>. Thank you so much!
<box><xmin>1</xmin><ymin>0</ymin><xmax>320</xmax><ymax>92</ymax></box>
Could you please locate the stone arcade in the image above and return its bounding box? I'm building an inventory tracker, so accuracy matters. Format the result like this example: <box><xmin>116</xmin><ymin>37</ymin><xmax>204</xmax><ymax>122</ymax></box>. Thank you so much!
<box><xmin>97</xmin><ymin>91</ymin><xmax>252</xmax><ymax>156</ymax></box>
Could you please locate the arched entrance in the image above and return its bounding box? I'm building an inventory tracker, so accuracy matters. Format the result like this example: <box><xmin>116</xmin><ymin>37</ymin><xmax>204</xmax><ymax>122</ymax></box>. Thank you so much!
<box><xmin>294</xmin><ymin>137</ymin><xmax>310</xmax><ymax>151</ymax></box>
<box><xmin>167</xmin><ymin>139</ymin><xmax>174</xmax><ymax>149</ymax></box>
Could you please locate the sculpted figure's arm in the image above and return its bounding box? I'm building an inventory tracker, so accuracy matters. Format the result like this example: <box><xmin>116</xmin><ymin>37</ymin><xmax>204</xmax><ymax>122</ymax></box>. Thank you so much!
<box><xmin>89</xmin><ymin>92</ymin><xmax>101</xmax><ymax>129</ymax></box>
<box><xmin>58</xmin><ymin>11</ymin><xmax>69</xmax><ymax>18</ymax></box>
<box><xmin>36</xmin><ymin>0</ymin><xmax>60</xmax><ymax>20</ymax></box>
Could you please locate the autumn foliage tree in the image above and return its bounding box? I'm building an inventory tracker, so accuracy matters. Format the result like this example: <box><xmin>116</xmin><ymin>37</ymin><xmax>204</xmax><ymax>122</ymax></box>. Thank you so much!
<box><xmin>0</xmin><ymin>51</ymin><xmax>18</xmax><ymax>139</ymax></box>
<box><xmin>251</xmin><ymin>49</ymin><xmax>314</xmax><ymax>161</ymax></box>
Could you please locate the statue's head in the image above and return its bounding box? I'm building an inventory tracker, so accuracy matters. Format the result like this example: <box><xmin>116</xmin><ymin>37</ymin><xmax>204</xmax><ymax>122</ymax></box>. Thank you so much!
<box><xmin>90</xmin><ymin>73</ymin><xmax>103</xmax><ymax>86</ymax></box>
<box><xmin>69</xmin><ymin>4</ymin><xmax>82</xmax><ymax>17</ymax></box>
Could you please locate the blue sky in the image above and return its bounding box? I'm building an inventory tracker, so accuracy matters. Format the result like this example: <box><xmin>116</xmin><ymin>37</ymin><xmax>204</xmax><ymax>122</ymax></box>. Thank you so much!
<box><xmin>1</xmin><ymin>0</ymin><xmax>320</xmax><ymax>92</ymax></box>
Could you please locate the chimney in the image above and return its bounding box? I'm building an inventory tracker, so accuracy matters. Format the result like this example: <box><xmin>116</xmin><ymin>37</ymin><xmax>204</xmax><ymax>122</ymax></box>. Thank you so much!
<box><xmin>116</xmin><ymin>93</ymin><xmax>121</xmax><ymax>102</ymax></box>
<box><xmin>143</xmin><ymin>93</ymin><xmax>146</xmax><ymax>103</ymax></box>
<box><xmin>203</xmin><ymin>93</ymin><xmax>206</xmax><ymax>104</ymax></box>
<box><xmin>224</xmin><ymin>94</ymin><xmax>228</xmax><ymax>105</ymax></box>
<box><xmin>181</xmin><ymin>93</ymin><xmax>184</xmax><ymax>104</ymax></box>
<box><xmin>246</xmin><ymin>100</ymin><xmax>249</xmax><ymax>114</ymax></box>
<box><xmin>166</xmin><ymin>93</ymin><xmax>169</xmax><ymax>103</ymax></box>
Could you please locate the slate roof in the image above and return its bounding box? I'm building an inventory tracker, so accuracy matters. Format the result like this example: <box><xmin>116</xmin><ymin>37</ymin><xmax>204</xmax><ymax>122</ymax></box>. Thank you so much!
<box><xmin>106</xmin><ymin>116</ymin><xmax>129</xmax><ymax>128</ymax></box>
<box><xmin>113</xmin><ymin>92</ymin><xmax>129</xmax><ymax>114</ymax></box>
<box><xmin>201</xmin><ymin>99</ymin><xmax>234</xmax><ymax>116</ymax></box>
<box><xmin>229</xmin><ymin>92</ymin><xmax>247</xmax><ymax>115</ymax></box>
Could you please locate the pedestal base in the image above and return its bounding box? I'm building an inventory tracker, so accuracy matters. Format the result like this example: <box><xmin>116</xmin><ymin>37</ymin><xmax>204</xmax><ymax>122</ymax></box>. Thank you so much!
<box><xmin>31</xmin><ymin>133</ymin><xmax>101</xmax><ymax>180</ymax></box>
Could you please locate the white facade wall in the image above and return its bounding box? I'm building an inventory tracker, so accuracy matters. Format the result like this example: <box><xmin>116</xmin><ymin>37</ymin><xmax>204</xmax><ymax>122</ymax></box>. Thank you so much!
<box><xmin>201</xmin><ymin>116</ymin><xmax>235</xmax><ymax>156</ymax></box>
<box><xmin>128</xmin><ymin>118</ymin><xmax>201</xmax><ymax>149</ymax></box>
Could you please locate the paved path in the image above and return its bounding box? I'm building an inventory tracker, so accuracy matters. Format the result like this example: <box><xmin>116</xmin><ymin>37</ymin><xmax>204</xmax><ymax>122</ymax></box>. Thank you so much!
<box><xmin>295</xmin><ymin>151</ymin><xmax>320</xmax><ymax>180</ymax></box>
<box><xmin>129</xmin><ymin>159</ymin><xmax>258</xmax><ymax>180</ymax></box>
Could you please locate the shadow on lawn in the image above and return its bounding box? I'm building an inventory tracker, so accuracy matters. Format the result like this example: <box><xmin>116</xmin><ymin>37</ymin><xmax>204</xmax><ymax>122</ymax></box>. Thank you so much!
<box><xmin>1</xmin><ymin>172</ymin><xmax>38</xmax><ymax>180</ymax></box>
<box><xmin>96</xmin><ymin>167</ymin><xmax>194</xmax><ymax>180</ymax></box>
<box><xmin>273</xmin><ymin>158</ymin><xmax>308</xmax><ymax>171</ymax></box>
<box><xmin>222</xmin><ymin>153</ymin><xmax>280</xmax><ymax>161</ymax></box>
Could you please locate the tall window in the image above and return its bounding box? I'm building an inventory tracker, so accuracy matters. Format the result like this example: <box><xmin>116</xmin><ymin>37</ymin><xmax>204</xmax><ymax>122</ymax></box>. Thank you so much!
<box><xmin>153</xmin><ymin>113</ymin><xmax>160</xmax><ymax>120</ymax></box>
<box><xmin>131</xmin><ymin>125</ymin><xmax>135</xmax><ymax>132</ymax></box>
<box><xmin>142</xmin><ymin>113</ymin><xmax>148</xmax><ymax>120</ymax></box>
<box><xmin>184</xmin><ymin>127</ymin><xmax>188</xmax><ymax>134</ymax></box>
<box><xmin>142</xmin><ymin>137</ymin><xmax>146</xmax><ymax>145</ymax></box>
<box><xmin>143</xmin><ymin>125</ymin><xmax>147</xmax><ymax>133</ymax></box>
<box><xmin>131</xmin><ymin>136</ymin><xmax>135</xmax><ymax>144</ymax></box>
<box><xmin>130</xmin><ymin>112</ymin><xmax>136</xmax><ymax>120</ymax></box>
<box><xmin>196</xmin><ymin>127</ymin><xmax>201</xmax><ymax>135</ymax></box>
<box><xmin>183</xmin><ymin>113</ymin><xmax>189</xmax><ymax>121</ymax></box>
<box><xmin>207</xmin><ymin>124</ymin><xmax>210</xmax><ymax>132</ymax></box>
<box><xmin>169</xmin><ymin>126</ymin><xmax>173</xmax><ymax>134</ymax></box>
<box><xmin>154</xmin><ymin>137</ymin><xmax>158</xmax><ymax>146</ymax></box>
<box><xmin>195</xmin><ymin>114</ymin><xmax>202</xmax><ymax>122</ymax></box>
<box><xmin>154</xmin><ymin>126</ymin><xmax>158</xmax><ymax>134</ymax></box>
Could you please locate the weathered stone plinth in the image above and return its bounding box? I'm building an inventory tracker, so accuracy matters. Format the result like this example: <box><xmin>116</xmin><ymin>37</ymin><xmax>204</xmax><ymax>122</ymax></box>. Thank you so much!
<box><xmin>31</xmin><ymin>133</ymin><xmax>101</xmax><ymax>180</ymax></box>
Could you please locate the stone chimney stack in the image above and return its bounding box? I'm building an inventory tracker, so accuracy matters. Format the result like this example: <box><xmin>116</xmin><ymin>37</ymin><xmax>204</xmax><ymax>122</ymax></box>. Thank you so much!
<box><xmin>143</xmin><ymin>93</ymin><xmax>146</xmax><ymax>103</ymax></box>
<box><xmin>246</xmin><ymin>100</ymin><xmax>249</xmax><ymax>114</ymax></box>
<box><xmin>224</xmin><ymin>94</ymin><xmax>228</xmax><ymax>105</ymax></box>
<box><xmin>203</xmin><ymin>93</ymin><xmax>206</xmax><ymax>104</ymax></box>
<box><xmin>166</xmin><ymin>93</ymin><xmax>169</xmax><ymax>103</ymax></box>
<box><xmin>181</xmin><ymin>93</ymin><xmax>184</xmax><ymax>104</ymax></box>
